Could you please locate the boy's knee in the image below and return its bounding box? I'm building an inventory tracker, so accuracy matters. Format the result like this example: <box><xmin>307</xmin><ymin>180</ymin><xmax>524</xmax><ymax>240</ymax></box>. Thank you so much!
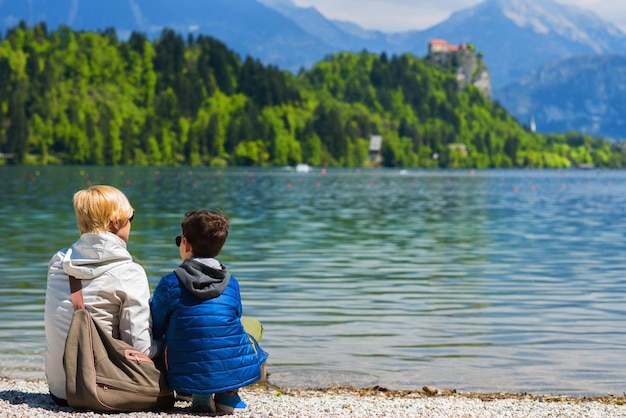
<box><xmin>241</xmin><ymin>317</ymin><xmax>264</xmax><ymax>342</ymax></box>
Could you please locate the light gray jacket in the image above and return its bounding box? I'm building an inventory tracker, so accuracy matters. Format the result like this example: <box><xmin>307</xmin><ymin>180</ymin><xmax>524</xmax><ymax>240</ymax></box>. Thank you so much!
<box><xmin>44</xmin><ymin>232</ymin><xmax>157</xmax><ymax>400</ymax></box>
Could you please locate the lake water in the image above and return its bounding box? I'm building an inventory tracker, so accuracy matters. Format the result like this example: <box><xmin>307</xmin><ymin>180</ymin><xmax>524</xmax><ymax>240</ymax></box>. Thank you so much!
<box><xmin>1</xmin><ymin>166</ymin><xmax>626</xmax><ymax>396</ymax></box>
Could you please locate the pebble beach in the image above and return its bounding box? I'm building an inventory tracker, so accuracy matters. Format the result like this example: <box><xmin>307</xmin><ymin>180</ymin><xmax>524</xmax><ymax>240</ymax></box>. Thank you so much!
<box><xmin>1</xmin><ymin>378</ymin><xmax>625</xmax><ymax>418</ymax></box>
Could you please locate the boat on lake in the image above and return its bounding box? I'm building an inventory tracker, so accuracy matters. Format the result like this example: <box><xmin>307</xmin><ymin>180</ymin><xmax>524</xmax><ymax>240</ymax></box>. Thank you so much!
<box><xmin>295</xmin><ymin>164</ymin><xmax>311</xmax><ymax>173</ymax></box>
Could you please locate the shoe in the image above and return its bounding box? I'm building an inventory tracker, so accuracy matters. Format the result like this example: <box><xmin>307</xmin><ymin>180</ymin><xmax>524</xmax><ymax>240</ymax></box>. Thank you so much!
<box><xmin>214</xmin><ymin>391</ymin><xmax>246</xmax><ymax>412</ymax></box>
<box><xmin>191</xmin><ymin>393</ymin><xmax>215</xmax><ymax>413</ymax></box>
<box><xmin>175</xmin><ymin>391</ymin><xmax>192</xmax><ymax>402</ymax></box>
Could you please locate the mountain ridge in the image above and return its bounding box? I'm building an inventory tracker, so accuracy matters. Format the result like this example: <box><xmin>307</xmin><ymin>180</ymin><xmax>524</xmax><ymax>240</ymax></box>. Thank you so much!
<box><xmin>2</xmin><ymin>0</ymin><xmax>626</xmax><ymax>138</ymax></box>
<box><xmin>3</xmin><ymin>0</ymin><xmax>624</xmax><ymax>85</ymax></box>
<box><xmin>495</xmin><ymin>53</ymin><xmax>626</xmax><ymax>140</ymax></box>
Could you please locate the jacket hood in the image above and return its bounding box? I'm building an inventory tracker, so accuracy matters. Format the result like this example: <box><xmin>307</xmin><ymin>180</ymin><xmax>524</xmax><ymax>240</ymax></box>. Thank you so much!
<box><xmin>62</xmin><ymin>232</ymin><xmax>133</xmax><ymax>280</ymax></box>
<box><xmin>175</xmin><ymin>258</ymin><xmax>230</xmax><ymax>300</ymax></box>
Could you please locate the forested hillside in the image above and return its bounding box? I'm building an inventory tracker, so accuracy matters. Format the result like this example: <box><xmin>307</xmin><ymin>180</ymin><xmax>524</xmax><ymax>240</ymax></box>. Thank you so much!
<box><xmin>0</xmin><ymin>22</ymin><xmax>624</xmax><ymax>168</ymax></box>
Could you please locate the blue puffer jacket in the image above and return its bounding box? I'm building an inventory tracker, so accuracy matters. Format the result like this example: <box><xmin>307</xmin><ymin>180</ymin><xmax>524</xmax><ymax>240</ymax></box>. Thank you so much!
<box><xmin>150</xmin><ymin>258</ymin><xmax>268</xmax><ymax>394</ymax></box>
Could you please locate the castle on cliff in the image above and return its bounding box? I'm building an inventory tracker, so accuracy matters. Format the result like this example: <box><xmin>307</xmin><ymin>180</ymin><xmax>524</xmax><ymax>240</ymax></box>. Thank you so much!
<box><xmin>428</xmin><ymin>39</ymin><xmax>469</xmax><ymax>54</ymax></box>
<box><xmin>427</xmin><ymin>39</ymin><xmax>492</xmax><ymax>100</ymax></box>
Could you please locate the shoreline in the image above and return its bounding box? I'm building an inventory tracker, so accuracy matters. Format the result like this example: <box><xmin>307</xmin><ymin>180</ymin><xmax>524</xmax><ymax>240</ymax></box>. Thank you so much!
<box><xmin>1</xmin><ymin>378</ymin><xmax>625</xmax><ymax>417</ymax></box>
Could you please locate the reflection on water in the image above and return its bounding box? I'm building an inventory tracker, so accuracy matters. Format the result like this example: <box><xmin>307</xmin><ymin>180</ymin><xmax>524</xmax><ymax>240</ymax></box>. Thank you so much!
<box><xmin>1</xmin><ymin>166</ymin><xmax>626</xmax><ymax>395</ymax></box>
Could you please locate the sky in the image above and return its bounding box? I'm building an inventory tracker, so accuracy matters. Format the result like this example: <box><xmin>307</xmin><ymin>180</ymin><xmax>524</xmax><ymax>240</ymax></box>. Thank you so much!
<box><xmin>290</xmin><ymin>0</ymin><xmax>626</xmax><ymax>33</ymax></box>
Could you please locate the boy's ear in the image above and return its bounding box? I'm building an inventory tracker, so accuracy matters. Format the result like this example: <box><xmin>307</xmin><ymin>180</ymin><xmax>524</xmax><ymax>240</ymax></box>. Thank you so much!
<box><xmin>184</xmin><ymin>236</ymin><xmax>193</xmax><ymax>253</ymax></box>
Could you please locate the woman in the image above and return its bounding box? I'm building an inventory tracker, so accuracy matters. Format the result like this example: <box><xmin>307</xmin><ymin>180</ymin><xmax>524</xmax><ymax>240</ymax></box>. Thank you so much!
<box><xmin>44</xmin><ymin>185</ymin><xmax>157</xmax><ymax>405</ymax></box>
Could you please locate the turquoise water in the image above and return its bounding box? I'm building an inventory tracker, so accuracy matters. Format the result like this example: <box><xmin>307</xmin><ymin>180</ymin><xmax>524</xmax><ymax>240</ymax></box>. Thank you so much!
<box><xmin>1</xmin><ymin>166</ymin><xmax>625</xmax><ymax>395</ymax></box>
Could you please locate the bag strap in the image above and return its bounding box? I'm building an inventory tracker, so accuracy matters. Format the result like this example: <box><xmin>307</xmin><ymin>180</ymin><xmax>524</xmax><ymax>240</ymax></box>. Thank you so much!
<box><xmin>68</xmin><ymin>275</ymin><xmax>85</xmax><ymax>311</ymax></box>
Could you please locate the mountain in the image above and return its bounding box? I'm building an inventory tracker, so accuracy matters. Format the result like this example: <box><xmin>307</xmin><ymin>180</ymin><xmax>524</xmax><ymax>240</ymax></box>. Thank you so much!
<box><xmin>0</xmin><ymin>0</ymin><xmax>334</xmax><ymax>69</ymax></box>
<box><xmin>257</xmin><ymin>0</ymin><xmax>394</xmax><ymax>53</ymax></box>
<box><xmin>410</xmin><ymin>0</ymin><xmax>626</xmax><ymax>88</ymax></box>
<box><xmin>259</xmin><ymin>0</ymin><xmax>626</xmax><ymax>139</ymax></box>
<box><xmin>3</xmin><ymin>0</ymin><xmax>626</xmax><ymax>138</ymax></box>
<box><xmin>495</xmin><ymin>54</ymin><xmax>626</xmax><ymax>140</ymax></box>
<box><xmin>257</xmin><ymin>0</ymin><xmax>626</xmax><ymax>89</ymax></box>
<box><xmin>0</xmin><ymin>0</ymin><xmax>140</xmax><ymax>35</ymax></box>
<box><xmin>135</xmin><ymin>0</ymin><xmax>334</xmax><ymax>69</ymax></box>
<box><xmin>3</xmin><ymin>0</ymin><xmax>625</xmax><ymax>86</ymax></box>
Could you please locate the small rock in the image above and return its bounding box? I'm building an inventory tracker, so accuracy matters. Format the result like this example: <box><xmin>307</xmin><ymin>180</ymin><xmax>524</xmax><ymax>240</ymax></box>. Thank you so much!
<box><xmin>423</xmin><ymin>385</ymin><xmax>439</xmax><ymax>395</ymax></box>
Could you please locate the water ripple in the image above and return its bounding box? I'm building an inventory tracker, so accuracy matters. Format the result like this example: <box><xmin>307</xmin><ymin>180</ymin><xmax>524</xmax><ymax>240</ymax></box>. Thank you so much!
<box><xmin>1</xmin><ymin>167</ymin><xmax>626</xmax><ymax>394</ymax></box>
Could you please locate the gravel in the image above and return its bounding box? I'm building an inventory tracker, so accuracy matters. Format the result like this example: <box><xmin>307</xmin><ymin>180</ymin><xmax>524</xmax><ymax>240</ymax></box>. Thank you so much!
<box><xmin>1</xmin><ymin>378</ymin><xmax>625</xmax><ymax>417</ymax></box>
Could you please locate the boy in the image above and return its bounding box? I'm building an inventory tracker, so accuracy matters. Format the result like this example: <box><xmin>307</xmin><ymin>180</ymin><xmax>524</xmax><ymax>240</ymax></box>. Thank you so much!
<box><xmin>150</xmin><ymin>210</ymin><xmax>268</xmax><ymax>413</ymax></box>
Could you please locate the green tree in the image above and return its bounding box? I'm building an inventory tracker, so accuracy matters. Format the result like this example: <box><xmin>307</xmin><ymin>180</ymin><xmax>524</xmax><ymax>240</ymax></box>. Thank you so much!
<box><xmin>6</xmin><ymin>81</ymin><xmax>29</xmax><ymax>163</ymax></box>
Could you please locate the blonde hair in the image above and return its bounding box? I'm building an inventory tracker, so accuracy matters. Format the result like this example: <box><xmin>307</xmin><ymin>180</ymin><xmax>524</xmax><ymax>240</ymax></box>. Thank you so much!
<box><xmin>73</xmin><ymin>185</ymin><xmax>134</xmax><ymax>234</ymax></box>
